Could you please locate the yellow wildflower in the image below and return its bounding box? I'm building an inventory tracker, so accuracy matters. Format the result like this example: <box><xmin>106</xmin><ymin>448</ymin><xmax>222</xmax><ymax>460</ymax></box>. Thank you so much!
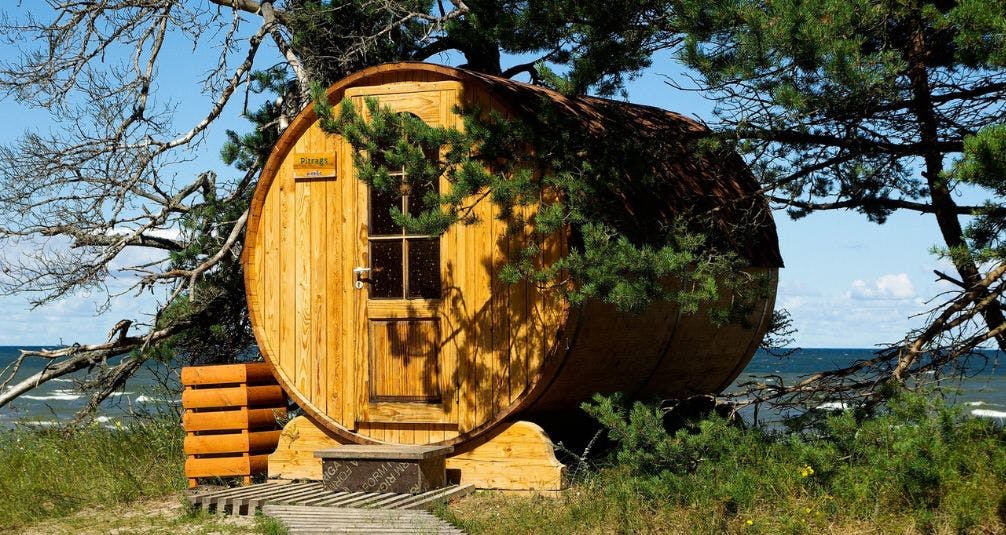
<box><xmin>799</xmin><ymin>464</ymin><xmax>814</xmax><ymax>477</ymax></box>
<box><xmin>745</xmin><ymin>519</ymin><xmax>754</xmax><ymax>526</ymax></box>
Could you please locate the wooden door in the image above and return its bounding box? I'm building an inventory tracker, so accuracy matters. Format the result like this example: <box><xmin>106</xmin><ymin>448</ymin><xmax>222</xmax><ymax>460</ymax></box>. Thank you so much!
<box><xmin>346</xmin><ymin>82</ymin><xmax>462</xmax><ymax>429</ymax></box>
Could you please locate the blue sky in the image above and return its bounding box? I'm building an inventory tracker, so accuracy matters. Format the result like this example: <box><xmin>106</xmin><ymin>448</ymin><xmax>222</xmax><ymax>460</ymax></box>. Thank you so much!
<box><xmin>0</xmin><ymin>21</ymin><xmax>964</xmax><ymax>349</ymax></box>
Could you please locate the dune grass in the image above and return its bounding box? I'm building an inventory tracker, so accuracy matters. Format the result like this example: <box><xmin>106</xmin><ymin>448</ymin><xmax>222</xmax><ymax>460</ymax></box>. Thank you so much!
<box><xmin>443</xmin><ymin>392</ymin><xmax>1006</xmax><ymax>534</ymax></box>
<box><xmin>2</xmin><ymin>391</ymin><xmax>1003</xmax><ymax>534</ymax></box>
<box><xmin>0</xmin><ymin>418</ymin><xmax>186</xmax><ymax>530</ymax></box>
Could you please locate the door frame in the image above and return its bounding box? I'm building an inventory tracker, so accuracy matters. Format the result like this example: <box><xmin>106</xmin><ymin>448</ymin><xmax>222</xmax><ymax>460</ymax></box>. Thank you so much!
<box><xmin>344</xmin><ymin>81</ymin><xmax>463</xmax><ymax>429</ymax></box>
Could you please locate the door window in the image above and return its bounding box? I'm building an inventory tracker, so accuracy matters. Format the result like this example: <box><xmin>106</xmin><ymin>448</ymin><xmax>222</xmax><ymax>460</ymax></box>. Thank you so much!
<box><xmin>367</xmin><ymin>169</ymin><xmax>441</xmax><ymax>299</ymax></box>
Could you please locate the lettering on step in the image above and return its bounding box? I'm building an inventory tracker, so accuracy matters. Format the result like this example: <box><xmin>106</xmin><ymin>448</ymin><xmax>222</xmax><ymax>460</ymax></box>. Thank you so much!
<box><xmin>323</xmin><ymin>461</ymin><xmax>354</xmax><ymax>490</ymax></box>
<box><xmin>322</xmin><ymin>458</ymin><xmax>423</xmax><ymax>493</ymax></box>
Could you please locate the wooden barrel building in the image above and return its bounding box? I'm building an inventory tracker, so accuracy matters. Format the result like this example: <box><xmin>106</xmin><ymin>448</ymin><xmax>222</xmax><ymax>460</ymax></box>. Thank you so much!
<box><xmin>242</xmin><ymin>62</ymin><xmax>783</xmax><ymax>448</ymax></box>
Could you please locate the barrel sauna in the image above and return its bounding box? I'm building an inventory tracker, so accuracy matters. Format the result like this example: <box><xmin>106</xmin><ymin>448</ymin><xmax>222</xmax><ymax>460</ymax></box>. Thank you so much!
<box><xmin>242</xmin><ymin>62</ymin><xmax>783</xmax><ymax>448</ymax></box>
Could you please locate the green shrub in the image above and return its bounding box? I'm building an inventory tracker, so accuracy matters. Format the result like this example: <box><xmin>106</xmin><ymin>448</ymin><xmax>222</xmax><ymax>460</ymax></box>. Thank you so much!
<box><xmin>577</xmin><ymin>390</ymin><xmax>1006</xmax><ymax>533</ymax></box>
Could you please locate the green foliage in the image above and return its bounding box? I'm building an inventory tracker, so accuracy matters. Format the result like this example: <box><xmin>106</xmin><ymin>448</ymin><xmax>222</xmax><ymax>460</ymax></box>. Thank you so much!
<box><xmin>955</xmin><ymin>124</ymin><xmax>1006</xmax><ymax>261</ymax></box>
<box><xmin>577</xmin><ymin>391</ymin><xmax>1006</xmax><ymax>533</ymax></box>
<box><xmin>442</xmin><ymin>0</ymin><xmax>678</xmax><ymax>96</ymax></box>
<box><xmin>220</xmin><ymin>69</ymin><xmax>287</xmax><ymax>173</ymax></box>
<box><xmin>316</xmin><ymin>91</ymin><xmax>768</xmax><ymax>315</ymax></box>
<box><xmin>0</xmin><ymin>419</ymin><xmax>185</xmax><ymax>530</ymax></box>
<box><xmin>286</xmin><ymin>0</ymin><xmax>433</xmax><ymax>84</ymax></box>
<box><xmin>672</xmin><ymin>0</ymin><xmax>1006</xmax><ymax>230</ymax></box>
<box><xmin>254</xmin><ymin>513</ymin><xmax>291</xmax><ymax>535</ymax></box>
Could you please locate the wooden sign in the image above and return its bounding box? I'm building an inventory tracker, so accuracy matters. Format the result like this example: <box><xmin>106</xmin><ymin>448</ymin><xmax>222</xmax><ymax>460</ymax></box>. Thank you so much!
<box><xmin>293</xmin><ymin>152</ymin><xmax>337</xmax><ymax>179</ymax></box>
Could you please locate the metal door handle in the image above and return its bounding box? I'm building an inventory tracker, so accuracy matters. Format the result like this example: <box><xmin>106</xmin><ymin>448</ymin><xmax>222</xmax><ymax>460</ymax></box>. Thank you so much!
<box><xmin>353</xmin><ymin>267</ymin><xmax>371</xmax><ymax>289</ymax></box>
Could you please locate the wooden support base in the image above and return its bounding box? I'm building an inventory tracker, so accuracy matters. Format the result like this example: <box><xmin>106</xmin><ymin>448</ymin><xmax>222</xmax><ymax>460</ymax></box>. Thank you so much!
<box><xmin>269</xmin><ymin>415</ymin><xmax>353</xmax><ymax>481</ymax></box>
<box><xmin>446</xmin><ymin>421</ymin><xmax>566</xmax><ymax>492</ymax></box>
<box><xmin>267</xmin><ymin>416</ymin><xmax>566</xmax><ymax>492</ymax></box>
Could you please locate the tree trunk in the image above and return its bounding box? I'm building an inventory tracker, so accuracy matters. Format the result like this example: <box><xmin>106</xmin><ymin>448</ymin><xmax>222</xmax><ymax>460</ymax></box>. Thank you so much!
<box><xmin>904</xmin><ymin>10</ymin><xmax>1006</xmax><ymax>357</ymax></box>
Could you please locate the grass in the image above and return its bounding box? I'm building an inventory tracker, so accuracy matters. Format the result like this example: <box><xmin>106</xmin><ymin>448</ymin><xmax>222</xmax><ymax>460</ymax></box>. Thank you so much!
<box><xmin>0</xmin><ymin>418</ymin><xmax>185</xmax><ymax>530</ymax></box>
<box><xmin>14</xmin><ymin>497</ymin><xmax>266</xmax><ymax>535</ymax></box>
<box><xmin>0</xmin><ymin>417</ymin><xmax>287</xmax><ymax>534</ymax></box>
<box><xmin>442</xmin><ymin>392</ymin><xmax>1006</xmax><ymax>534</ymax></box>
<box><xmin>2</xmin><ymin>392</ymin><xmax>1003</xmax><ymax>534</ymax></box>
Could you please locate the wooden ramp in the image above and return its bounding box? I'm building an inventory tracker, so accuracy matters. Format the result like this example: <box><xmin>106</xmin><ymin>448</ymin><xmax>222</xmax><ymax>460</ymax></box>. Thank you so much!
<box><xmin>187</xmin><ymin>481</ymin><xmax>475</xmax><ymax>516</ymax></box>
<box><xmin>262</xmin><ymin>505</ymin><xmax>466</xmax><ymax>535</ymax></box>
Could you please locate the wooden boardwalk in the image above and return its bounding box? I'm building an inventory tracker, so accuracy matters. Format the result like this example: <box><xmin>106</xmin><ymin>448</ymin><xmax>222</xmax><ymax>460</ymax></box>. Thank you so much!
<box><xmin>262</xmin><ymin>505</ymin><xmax>466</xmax><ymax>534</ymax></box>
<box><xmin>187</xmin><ymin>482</ymin><xmax>474</xmax><ymax>533</ymax></box>
<box><xmin>188</xmin><ymin>482</ymin><xmax>474</xmax><ymax>515</ymax></box>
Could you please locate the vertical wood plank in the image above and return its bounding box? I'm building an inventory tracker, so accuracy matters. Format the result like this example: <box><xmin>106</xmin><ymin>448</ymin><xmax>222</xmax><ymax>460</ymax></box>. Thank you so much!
<box><xmin>279</xmin><ymin>162</ymin><xmax>295</xmax><ymax>380</ymax></box>
<box><xmin>417</xmin><ymin>424</ymin><xmax>431</xmax><ymax>445</ymax></box>
<box><xmin>264</xmin><ymin>177</ymin><xmax>280</xmax><ymax>375</ymax></box>
<box><xmin>475</xmin><ymin>86</ymin><xmax>497</xmax><ymax>424</ymax></box>
<box><xmin>327</xmin><ymin>134</ymin><xmax>343</xmax><ymax>420</ymax></box>
<box><xmin>450</xmin><ymin>93</ymin><xmax>475</xmax><ymax>433</ymax></box>
<box><xmin>310</xmin><ymin>127</ymin><xmax>328</xmax><ymax>416</ymax></box>
<box><xmin>439</xmin><ymin>87</ymin><xmax>458</xmax><ymax>425</ymax></box>
<box><xmin>295</xmin><ymin>148</ymin><xmax>313</xmax><ymax>398</ymax></box>
<box><xmin>353</xmin><ymin>95</ymin><xmax>369</xmax><ymax>427</ymax></box>
<box><xmin>343</xmin><ymin>105</ymin><xmax>359</xmax><ymax>428</ymax></box>
<box><xmin>400</xmin><ymin>423</ymin><xmax>415</xmax><ymax>445</ymax></box>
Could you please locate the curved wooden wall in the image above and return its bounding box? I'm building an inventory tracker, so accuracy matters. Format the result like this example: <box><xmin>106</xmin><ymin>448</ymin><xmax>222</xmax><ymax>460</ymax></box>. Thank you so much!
<box><xmin>244</xmin><ymin>65</ymin><xmax>570</xmax><ymax>446</ymax></box>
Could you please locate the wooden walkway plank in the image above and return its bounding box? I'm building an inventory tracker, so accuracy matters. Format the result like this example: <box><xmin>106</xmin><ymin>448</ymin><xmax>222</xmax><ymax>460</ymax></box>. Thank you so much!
<box><xmin>243</xmin><ymin>483</ymin><xmax>326</xmax><ymax>513</ymax></box>
<box><xmin>380</xmin><ymin>484</ymin><xmax>475</xmax><ymax>510</ymax></box>
<box><xmin>321</xmin><ymin>490</ymin><xmax>384</xmax><ymax>506</ymax></box>
<box><xmin>249</xmin><ymin>484</ymin><xmax>329</xmax><ymax>509</ymax></box>
<box><xmin>187</xmin><ymin>481</ymin><xmax>474</xmax><ymax>533</ymax></box>
<box><xmin>226</xmin><ymin>482</ymin><xmax>315</xmax><ymax>514</ymax></box>
<box><xmin>310</xmin><ymin>491</ymin><xmax>372</xmax><ymax>507</ymax></box>
<box><xmin>201</xmin><ymin>482</ymin><xmax>295</xmax><ymax>513</ymax></box>
<box><xmin>188</xmin><ymin>481</ymin><xmax>285</xmax><ymax>505</ymax></box>
<box><xmin>262</xmin><ymin>505</ymin><xmax>466</xmax><ymax>535</ymax></box>
<box><xmin>297</xmin><ymin>491</ymin><xmax>351</xmax><ymax>506</ymax></box>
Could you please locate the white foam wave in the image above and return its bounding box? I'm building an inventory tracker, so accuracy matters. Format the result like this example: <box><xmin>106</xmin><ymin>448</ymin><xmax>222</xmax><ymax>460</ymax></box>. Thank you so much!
<box><xmin>134</xmin><ymin>395</ymin><xmax>179</xmax><ymax>404</ymax></box>
<box><xmin>22</xmin><ymin>392</ymin><xmax>81</xmax><ymax>401</ymax></box>
<box><xmin>972</xmin><ymin>409</ymin><xmax>1006</xmax><ymax>419</ymax></box>
<box><xmin>95</xmin><ymin>416</ymin><xmax>111</xmax><ymax>423</ymax></box>
<box><xmin>51</xmin><ymin>378</ymin><xmax>73</xmax><ymax>383</ymax></box>
<box><xmin>965</xmin><ymin>401</ymin><xmax>986</xmax><ymax>406</ymax></box>
<box><xmin>816</xmin><ymin>401</ymin><xmax>848</xmax><ymax>411</ymax></box>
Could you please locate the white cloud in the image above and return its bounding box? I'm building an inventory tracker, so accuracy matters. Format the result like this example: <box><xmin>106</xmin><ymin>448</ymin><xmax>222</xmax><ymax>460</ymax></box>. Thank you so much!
<box><xmin>775</xmin><ymin>271</ymin><xmax>936</xmax><ymax>347</ymax></box>
<box><xmin>848</xmin><ymin>273</ymin><xmax>915</xmax><ymax>300</ymax></box>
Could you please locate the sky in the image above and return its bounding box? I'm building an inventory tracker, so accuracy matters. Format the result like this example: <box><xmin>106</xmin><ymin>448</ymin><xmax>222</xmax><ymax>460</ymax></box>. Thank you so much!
<box><xmin>0</xmin><ymin>10</ymin><xmax>974</xmax><ymax>349</ymax></box>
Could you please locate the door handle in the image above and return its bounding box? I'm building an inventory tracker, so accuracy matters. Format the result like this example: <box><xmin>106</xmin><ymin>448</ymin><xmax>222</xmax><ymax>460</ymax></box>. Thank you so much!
<box><xmin>353</xmin><ymin>267</ymin><xmax>371</xmax><ymax>289</ymax></box>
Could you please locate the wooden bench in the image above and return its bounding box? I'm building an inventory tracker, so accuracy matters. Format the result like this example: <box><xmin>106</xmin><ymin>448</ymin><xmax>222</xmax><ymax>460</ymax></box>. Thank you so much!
<box><xmin>315</xmin><ymin>445</ymin><xmax>453</xmax><ymax>494</ymax></box>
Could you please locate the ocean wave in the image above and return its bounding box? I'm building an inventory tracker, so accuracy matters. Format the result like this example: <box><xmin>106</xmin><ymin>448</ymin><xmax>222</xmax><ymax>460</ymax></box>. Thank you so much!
<box><xmin>965</xmin><ymin>401</ymin><xmax>986</xmax><ymax>406</ymax></box>
<box><xmin>134</xmin><ymin>395</ymin><xmax>180</xmax><ymax>404</ymax></box>
<box><xmin>22</xmin><ymin>391</ymin><xmax>81</xmax><ymax>401</ymax></box>
<box><xmin>51</xmin><ymin>378</ymin><xmax>73</xmax><ymax>383</ymax></box>
<box><xmin>23</xmin><ymin>420</ymin><xmax>60</xmax><ymax>427</ymax></box>
<box><xmin>971</xmin><ymin>409</ymin><xmax>1006</xmax><ymax>419</ymax></box>
<box><xmin>815</xmin><ymin>401</ymin><xmax>848</xmax><ymax>411</ymax></box>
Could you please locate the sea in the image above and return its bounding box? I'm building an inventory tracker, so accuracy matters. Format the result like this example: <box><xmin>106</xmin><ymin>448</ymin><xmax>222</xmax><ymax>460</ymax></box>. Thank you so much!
<box><xmin>0</xmin><ymin>346</ymin><xmax>1003</xmax><ymax>429</ymax></box>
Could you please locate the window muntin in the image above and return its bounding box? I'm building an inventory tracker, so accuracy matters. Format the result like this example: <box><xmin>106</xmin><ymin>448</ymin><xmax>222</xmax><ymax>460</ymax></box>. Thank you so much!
<box><xmin>367</xmin><ymin>171</ymin><xmax>441</xmax><ymax>300</ymax></box>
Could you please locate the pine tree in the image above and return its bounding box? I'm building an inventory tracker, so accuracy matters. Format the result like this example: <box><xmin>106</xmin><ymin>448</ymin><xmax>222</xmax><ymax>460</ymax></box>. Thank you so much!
<box><xmin>669</xmin><ymin>0</ymin><xmax>1006</xmax><ymax>399</ymax></box>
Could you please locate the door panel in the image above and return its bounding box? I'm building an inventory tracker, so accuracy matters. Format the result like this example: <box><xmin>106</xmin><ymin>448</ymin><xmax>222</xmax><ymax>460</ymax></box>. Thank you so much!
<box><xmin>368</xmin><ymin>319</ymin><xmax>441</xmax><ymax>402</ymax></box>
